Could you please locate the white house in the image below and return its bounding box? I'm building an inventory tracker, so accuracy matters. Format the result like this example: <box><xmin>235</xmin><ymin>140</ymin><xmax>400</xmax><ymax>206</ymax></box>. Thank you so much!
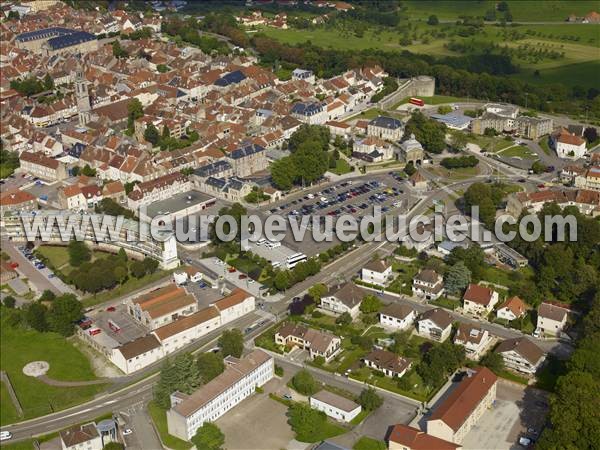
<box><xmin>496</xmin><ymin>296</ymin><xmax>527</xmax><ymax>322</ymax></box>
<box><xmin>412</xmin><ymin>269</ymin><xmax>444</xmax><ymax>300</ymax></box>
<box><xmin>418</xmin><ymin>308</ymin><xmax>453</xmax><ymax>342</ymax></box>
<box><xmin>453</xmin><ymin>323</ymin><xmax>493</xmax><ymax>360</ymax></box>
<box><xmin>462</xmin><ymin>284</ymin><xmax>499</xmax><ymax>317</ymax></box>
<box><xmin>361</xmin><ymin>259</ymin><xmax>392</xmax><ymax>286</ymax></box>
<box><xmin>320</xmin><ymin>282</ymin><xmax>365</xmax><ymax>319</ymax></box>
<box><xmin>535</xmin><ymin>302</ymin><xmax>569</xmax><ymax>337</ymax></box>
<box><xmin>495</xmin><ymin>337</ymin><xmax>545</xmax><ymax>375</ymax></box>
<box><xmin>552</xmin><ymin>128</ymin><xmax>587</xmax><ymax>159</ymax></box>
<box><xmin>363</xmin><ymin>349</ymin><xmax>411</xmax><ymax>378</ymax></box>
<box><xmin>60</xmin><ymin>423</ymin><xmax>103</xmax><ymax>450</ymax></box>
<box><xmin>167</xmin><ymin>350</ymin><xmax>274</xmax><ymax>440</ymax></box>
<box><xmin>379</xmin><ymin>303</ymin><xmax>416</xmax><ymax>331</ymax></box>
<box><xmin>367</xmin><ymin>116</ymin><xmax>403</xmax><ymax>141</ymax></box>
<box><xmin>309</xmin><ymin>390</ymin><xmax>361</xmax><ymax>423</ymax></box>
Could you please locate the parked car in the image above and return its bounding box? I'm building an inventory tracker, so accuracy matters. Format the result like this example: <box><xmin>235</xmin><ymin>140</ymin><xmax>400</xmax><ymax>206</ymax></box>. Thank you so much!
<box><xmin>238</xmin><ymin>274</ymin><xmax>247</xmax><ymax>279</ymax></box>
<box><xmin>106</xmin><ymin>306</ymin><xmax>116</xmax><ymax>312</ymax></box>
<box><xmin>0</xmin><ymin>431</ymin><xmax>12</xmax><ymax>441</ymax></box>
<box><xmin>9</xmin><ymin>262</ymin><xmax>19</xmax><ymax>269</ymax></box>
<box><xmin>122</xmin><ymin>428</ymin><xmax>133</xmax><ymax>436</ymax></box>
<box><xmin>227</xmin><ymin>267</ymin><xmax>236</xmax><ymax>273</ymax></box>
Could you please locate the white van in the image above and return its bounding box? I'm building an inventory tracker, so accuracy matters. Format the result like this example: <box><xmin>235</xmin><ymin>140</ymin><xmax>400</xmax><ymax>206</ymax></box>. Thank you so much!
<box><xmin>0</xmin><ymin>431</ymin><xmax>12</xmax><ymax>441</ymax></box>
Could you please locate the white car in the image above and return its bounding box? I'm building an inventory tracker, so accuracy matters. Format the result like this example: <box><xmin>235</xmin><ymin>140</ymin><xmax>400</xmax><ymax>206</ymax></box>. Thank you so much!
<box><xmin>266</xmin><ymin>241</ymin><xmax>281</xmax><ymax>249</ymax></box>
<box><xmin>0</xmin><ymin>431</ymin><xmax>12</xmax><ymax>441</ymax></box>
<box><xmin>122</xmin><ymin>428</ymin><xmax>133</xmax><ymax>436</ymax></box>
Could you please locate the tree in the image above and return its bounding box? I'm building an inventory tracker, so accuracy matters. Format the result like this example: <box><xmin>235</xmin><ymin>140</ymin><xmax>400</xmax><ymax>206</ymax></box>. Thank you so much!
<box><xmin>144</xmin><ymin>123</ymin><xmax>160</xmax><ymax>146</ymax></box>
<box><xmin>357</xmin><ymin>387</ymin><xmax>383</xmax><ymax>411</ymax></box>
<box><xmin>25</xmin><ymin>302</ymin><xmax>48</xmax><ymax>332</ymax></box>
<box><xmin>438</xmin><ymin>105</ymin><xmax>452</xmax><ymax>115</ymax></box>
<box><xmin>481</xmin><ymin>351</ymin><xmax>505</xmax><ymax>373</ymax></box>
<box><xmin>82</xmin><ymin>164</ymin><xmax>96</xmax><ymax>177</ymax></box>
<box><xmin>47</xmin><ymin>294</ymin><xmax>83</xmax><ymax>336</ymax></box>
<box><xmin>497</xmin><ymin>1</ymin><xmax>509</xmax><ymax>11</ymax></box>
<box><xmin>127</xmin><ymin>98</ymin><xmax>144</xmax><ymax>132</ymax></box>
<box><xmin>531</xmin><ymin>160</ymin><xmax>547</xmax><ymax>174</ymax></box>
<box><xmin>191</xmin><ymin>423</ymin><xmax>225</xmax><ymax>450</ymax></box>
<box><xmin>287</xmin><ymin>403</ymin><xmax>327</xmax><ymax>442</ymax></box>
<box><xmin>112</xmin><ymin>40</ymin><xmax>128</xmax><ymax>59</ymax></box>
<box><xmin>103</xmin><ymin>443</ymin><xmax>124</xmax><ymax>450</ymax></box>
<box><xmin>404</xmin><ymin>161</ymin><xmax>416</xmax><ymax>176</ymax></box>
<box><xmin>444</xmin><ymin>262</ymin><xmax>472</xmax><ymax>295</ymax></box>
<box><xmin>583</xmin><ymin>126</ymin><xmax>598</xmax><ymax>144</ymax></box>
<box><xmin>142</xmin><ymin>257</ymin><xmax>159</xmax><ymax>274</ymax></box>
<box><xmin>360</xmin><ymin>294</ymin><xmax>382</xmax><ymax>314</ymax></box>
<box><xmin>336</xmin><ymin>312</ymin><xmax>352</xmax><ymax>326</ymax></box>
<box><xmin>308</xmin><ymin>283</ymin><xmax>328</xmax><ymax>301</ymax></box>
<box><xmin>291</xmin><ymin>369</ymin><xmax>319</xmax><ymax>396</ymax></box>
<box><xmin>219</xmin><ymin>329</ymin><xmax>244</xmax><ymax>358</ymax></box>
<box><xmin>129</xmin><ymin>260</ymin><xmax>147</xmax><ymax>279</ymax></box>
<box><xmin>197</xmin><ymin>352</ymin><xmax>225</xmax><ymax>383</ymax></box>
<box><xmin>450</xmin><ymin>132</ymin><xmax>468</xmax><ymax>152</ymax></box>
<box><xmin>273</xmin><ymin>270</ymin><xmax>292</xmax><ymax>291</ymax></box>
<box><xmin>43</xmin><ymin>73</ymin><xmax>54</xmax><ymax>91</ymax></box>
<box><xmin>68</xmin><ymin>241</ymin><xmax>91</xmax><ymax>267</ymax></box>
<box><xmin>3</xmin><ymin>296</ymin><xmax>16</xmax><ymax>308</ymax></box>
<box><xmin>404</xmin><ymin>111</ymin><xmax>446</xmax><ymax>154</ymax></box>
<box><xmin>427</xmin><ymin>14</ymin><xmax>439</xmax><ymax>25</ymax></box>
<box><xmin>39</xmin><ymin>289</ymin><xmax>56</xmax><ymax>302</ymax></box>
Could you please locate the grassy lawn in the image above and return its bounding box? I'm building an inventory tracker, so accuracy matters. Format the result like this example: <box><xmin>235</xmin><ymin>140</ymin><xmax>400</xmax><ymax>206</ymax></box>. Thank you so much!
<box><xmin>428</xmin><ymin>165</ymin><xmax>481</xmax><ymax>182</ymax></box>
<box><xmin>0</xmin><ymin>318</ymin><xmax>106</xmax><ymax>423</ymax></box>
<box><xmin>498</xmin><ymin>145</ymin><xmax>538</xmax><ymax>160</ymax></box>
<box><xmin>353</xmin><ymin>436</ymin><xmax>387</xmax><ymax>450</ymax></box>
<box><xmin>294</xmin><ymin>417</ymin><xmax>346</xmax><ymax>443</ymax></box>
<box><xmin>81</xmin><ymin>269</ymin><xmax>171</xmax><ymax>307</ymax></box>
<box><xmin>389</xmin><ymin>261</ymin><xmax>422</xmax><ymax>295</ymax></box>
<box><xmin>393</xmin><ymin>95</ymin><xmax>467</xmax><ymax>109</ymax></box>
<box><xmin>344</xmin><ymin>108</ymin><xmax>403</xmax><ymax>122</ymax></box>
<box><xmin>148</xmin><ymin>401</ymin><xmax>193</xmax><ymax>450</ymax></box>
<box><xmin>255</xmin><ymin>322</ymin><xmax>285</xmax><ymax>354</ymax></box>
<box><xmin>349</xmin><ymin>409</ymin><xmax>371</xmax><ymax>426</ymax></box>
<box><xmin>481</xmin><ymin>265</ymin><xmax>534</xmax><ymax>290</ymax></box>
<box><xmin>0</xmin><ymin>381</ymin><xmax>20</xmax><ymax>425</ymax></box>
<box><xmin>332</xmin><ymin>159</ymin><xmax>353</xmax><ymax>175</ymax></box>
<box><xmin>430</xmin><ymin>297</ymin><xmax>461</xmax><ymax>311</ymax></box>
<box><xmin>496</xmin><ymin>369</ymin><xmax>530</xmax><ymax>385</ymax></box>
<box><xmin>36</xmin><ymin>245</ymin><xmax>71</xmax><ymax>269</ymax></box>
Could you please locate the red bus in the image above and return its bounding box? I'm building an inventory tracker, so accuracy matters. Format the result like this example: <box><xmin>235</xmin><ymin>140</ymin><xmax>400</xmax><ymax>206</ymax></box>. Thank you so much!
<box><xmin>409</xmin><ymin>97</ymin><xmax>425</xmax><ymax>107</ymax></box>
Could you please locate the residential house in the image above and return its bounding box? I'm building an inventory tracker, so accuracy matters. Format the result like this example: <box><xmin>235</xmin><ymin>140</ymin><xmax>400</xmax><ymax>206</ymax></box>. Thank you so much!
<box><xmin>417</xmin><ymin>308</ymin><xmax>453</xmax><ymax>342</ymax></box>
<box><xmin>495</xmin><ymin>337</ymin><xmax>545</xmax><ymax>375</ymax></box>
<box><xmin>110</xmin><ymin>334</ymin><xmax>164</xmax><ymax>375</ymax></box>
<box><xmin>535</xmin><ymin>302</ymin><xmax>569</xmax><ymax>337</ymax></box>
<box><xmin>363</xmin><ymin>349</ymin><xmax>411</xmax><ymax>378</ymax></box>
<box><xmin>60</xmin><ymin>422</ymin><xmax>103</xmax><ymax>450</ymax></box>
<box><xmin>388</xmin><ymin>424</ymin><xmax>461</xmax><ymax>450</ymax></box>
<box><xmin>320</xmin><ymin>282</ymin><xmax>365</xmax><ymax>319</ymax></box>
<box><xmin>453</xmin><ymin>323</ymin><xmax>493</xmax><ymax>360</ymax></box>
<box><xmin>292</xmin><ymin>69</ymin><xmax>315</xmax><ymax>84</ymax></box>
<box><xmin>462</xmin><ymin>284</ymin><xmax>499</xmax><ymax>317</ymax></box>
<box><xmin>360</xmin><ymin>259</ymin><xmax>392</xmax><ymax>286</ymax></box>
<box><xmin>551</xmin><ymin>128</ymin><xmax>587</xmax><ymax>159</ymax></box>
<box><xmin>427</xmin><ymin>367</ymin><xmax>497</xmax><ymax>443</ymax></box>
<box><xmin>275</xmin><ymin>323</ymin><xmax>341</xmax><ymax>361</ymax></box>
<box><xmin>496</xmin><ymin>296</ymin><xmax>527</xmax><ymax>322</ymax></box>
<box><xmin>412</xmin><ymin>269</ymin><xmax>444</xmax><ymax>300</ymax></box>
<box><xmin>353</xmin><ymin>136</ymin><xmax>394</xmax><ymax>162</ymax></box>
<box><xmin>379</xmin><ymin>304</ymin><xmax>416</xmax><ymax>331</ymax></box>
<box><xmin>309</xmin><ymin>390</ymin><xmax>361</xmax><ymax>423</ymax></box>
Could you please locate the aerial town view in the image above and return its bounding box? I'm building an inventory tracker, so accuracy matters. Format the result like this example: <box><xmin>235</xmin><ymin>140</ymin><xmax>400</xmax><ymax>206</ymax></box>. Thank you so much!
<box><xmin>0</xmin><ymin>0</ymin><xmax>599</xmax><ymax>449</ymax></box>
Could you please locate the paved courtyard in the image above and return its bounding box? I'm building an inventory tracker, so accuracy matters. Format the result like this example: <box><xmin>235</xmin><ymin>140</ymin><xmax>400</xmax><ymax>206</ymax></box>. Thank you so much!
<box><xmin>216</xmin><ymin>379</ymin><xmax>295</xmax><ymax>450</ymax></box>
<box><xmin>462</xmin><ymin>381</ymin><xmax>548</xmax><ymax>450</ymax></box>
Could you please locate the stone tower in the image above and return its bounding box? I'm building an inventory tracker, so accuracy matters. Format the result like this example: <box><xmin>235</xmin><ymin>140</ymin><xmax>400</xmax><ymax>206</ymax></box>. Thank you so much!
<box><xmin>74</xmin><ymin>63</ymin><xmax>91</xmax><ymax>127</ymax></box>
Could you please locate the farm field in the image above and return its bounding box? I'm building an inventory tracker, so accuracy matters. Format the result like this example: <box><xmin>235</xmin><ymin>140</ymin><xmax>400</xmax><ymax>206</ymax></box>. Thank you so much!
<box><xmin>402</xmin><ymin>0</ymin><xmax>600</xmax><ymax>22</ymax></box>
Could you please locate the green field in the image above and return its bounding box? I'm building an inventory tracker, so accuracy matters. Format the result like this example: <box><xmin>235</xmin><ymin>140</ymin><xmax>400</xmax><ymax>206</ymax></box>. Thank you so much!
<box><xmin>403</xmin><ymin>1</ymin><xmax>600</xmax><ymax>22</ymax></box>
<box><xmin>0</xmin><ymin>381</ymin><xmax>20</xmax><ymax>425</ymax></box>
<box><xmin>0</xmin><ymin>316</ymin><xmax>105</xmax><ymax>423</ymax></box>
<box><xmin>498</xmin><ymin>145</ymin><xmax>538</xmax><ymax>160</ymax></box>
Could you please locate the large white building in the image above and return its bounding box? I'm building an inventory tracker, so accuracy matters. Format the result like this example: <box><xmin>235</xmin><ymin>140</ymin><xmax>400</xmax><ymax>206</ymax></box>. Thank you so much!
<box><xmin>552</xmin><ymin>128</ymin><xmax>587</xmax><ymax>159</ymax></box>
<box><xmin>167</xmin><ymin>350</ymin><xmax>274</xmax><ymax>440</ymax></box>
<box><xmin>309</xmin><ymin>390</ymin><xmax>361</xmax><ymax>423</ymax></box>
<box><xmin>210</xmin><ymin>288</ymin><xmax>255</xmax><ymax>325</ymax></box>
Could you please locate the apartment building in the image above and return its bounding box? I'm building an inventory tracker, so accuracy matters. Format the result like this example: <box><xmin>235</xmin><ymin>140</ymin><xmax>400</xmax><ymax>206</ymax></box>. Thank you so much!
<box><xmin>19</xmin><ymin>151</ymin><xmax>67</xmax><ymax>181</ymax></box>
<box><xmin>210</xmin><ymin>288</ymin><xmax>255</xmax><ymax>326</ymax></box>
<box><xmin>127</xmin><ymin>172</ymin><xmax>191</xmax><ymax>209</ymax></box>
<box><xmin>167</xmin><ymin>350</ymin><xmax>274</xmax><ymax>440</ymax></box>
<box><xmin>427</xmin><ymin>367</ymin><xmax>498</xmax><ymax>443</ymax></box>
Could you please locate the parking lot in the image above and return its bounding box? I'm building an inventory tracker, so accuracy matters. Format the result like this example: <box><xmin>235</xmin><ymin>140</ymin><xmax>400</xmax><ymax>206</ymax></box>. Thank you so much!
<box><xmin>462</xmin><ymin>381</ymin><xmax>548</xmax><ymax>450</ymax></box>
<box><xmin>216</xmin><ymin>378</ymin><xmax>294</xmax><ymax>450</ymax></box>
<box><xmin>89</xmin><ymin>303</ymin><xmax>150</xmax><ymax>346</ymax></box>
<box><xmin>257</xmin><ymin>173</ymin><xmax>419</xmax><ymax>256</ymax></box>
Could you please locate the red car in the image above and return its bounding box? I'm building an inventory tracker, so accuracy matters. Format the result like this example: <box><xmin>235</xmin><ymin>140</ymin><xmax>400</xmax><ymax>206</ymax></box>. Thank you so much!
<box><xmin>106</xmin><ymin>306</ymin><xmax>116</xmax><ymax>312</ymax></box>
<box><xmin>238</xmin><ymin>274</ymin><xmax>247</xmax><ymax>279</ymax></box>
<box><xmin>9</xmin><ymin>262</ymin><xmax>19</xmax><ymax>269</ymax></box>
<box><xmin>228</xmin><ymin>267</ymin><xmax>236</xmax><ymax>273</ymax></box>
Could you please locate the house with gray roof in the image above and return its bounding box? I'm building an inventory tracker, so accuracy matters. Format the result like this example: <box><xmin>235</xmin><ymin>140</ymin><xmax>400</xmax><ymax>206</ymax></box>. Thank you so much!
<box><xmin>320</xmin><ymin>282</ymin><xmax>367</xmax><ymax>319</ymax></box>
<box><xmin>367</xmin><ymin>115</ymin><xmax>403</xmax><ymax>141</ymax></box>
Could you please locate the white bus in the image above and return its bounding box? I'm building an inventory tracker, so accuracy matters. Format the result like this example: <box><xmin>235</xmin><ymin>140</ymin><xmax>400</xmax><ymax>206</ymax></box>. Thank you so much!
<box><xmin>286</xmin><ymin>253</ymin><xmax>307</xmax><ymax>269</ymax></box>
